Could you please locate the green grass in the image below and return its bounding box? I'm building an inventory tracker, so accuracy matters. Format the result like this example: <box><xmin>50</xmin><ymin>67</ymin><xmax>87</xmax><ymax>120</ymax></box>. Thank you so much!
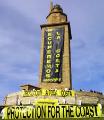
<box><xmin>0</xmin><ymin>117</ymin><xmax>104</xmax><ymax>120</ymax></box>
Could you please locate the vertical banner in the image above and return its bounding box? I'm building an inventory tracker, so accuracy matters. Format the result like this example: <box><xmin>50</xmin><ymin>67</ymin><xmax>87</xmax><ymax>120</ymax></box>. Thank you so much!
<box><xmin>42</xmin><ymin>27</ymin><xmax>64</xmax><ymax>83</ymax></box>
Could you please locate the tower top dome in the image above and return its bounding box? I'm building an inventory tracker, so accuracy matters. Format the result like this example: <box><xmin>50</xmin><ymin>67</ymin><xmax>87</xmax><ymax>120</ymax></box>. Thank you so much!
<box><xmin>47</xmin><ymin>3</ymin><xmax>67</xmax><ymax>24</ymax></box>
<box><xmin>50</xmin><ymin>4</ymin><xmax>63</xmax><ymax>13</ymax></box>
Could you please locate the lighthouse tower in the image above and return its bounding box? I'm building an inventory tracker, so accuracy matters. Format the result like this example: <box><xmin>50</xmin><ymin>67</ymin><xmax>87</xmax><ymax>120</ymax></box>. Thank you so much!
<box><xmin>39</xmin><ymin>3</ymin><xmax>72</xmax><ymax>90</ymax></box>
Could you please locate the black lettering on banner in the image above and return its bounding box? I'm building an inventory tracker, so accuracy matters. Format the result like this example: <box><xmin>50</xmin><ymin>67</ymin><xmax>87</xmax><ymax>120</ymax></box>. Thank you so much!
<box><xmin>86</xmin><ymin>106</ymin><xmax>90</xmax><ymax>117</ymax></box>
<box><xmin>89</xmin><ymin>106</ymin><xmax>94</xmax><ymax>117</ymax></box>
<box><xmin>56</xmin><ymin>106</ymin><xmax>60</xmax><ymax>118</ymax></box>
<box><xmin>70</xmin><ymin>91</ymin><xmax>72</xmax><ymax>96</ymax></box>
<box><xmin>61</xmin><ymin>90</ymin><xmax>68</xmax><ymax>97</ymax></box>
<box><xmin>69</xmin><ymin>106</ymin><xmax>74</xmax><ymax>117</ymax></box>
<box><xmin>51</xmin><ymin>106</ymin><xmax>55</xmax><ymax>118</ymax></box>
<box><xmin>3</xmin><ymin>105</ymin><xmax>101</xmax><ymax>119</ymax></box>
<box><xmin>11</xmin><ymin>107</ymin><xmax>15</xmax><ymax>119</ymax></box>
<box><xmin>35</xmin><ymin>106</ymin><xmax>37</xmax><ymax>118</ymax></box>
<box><xmin>48</xmin><ymin>106</ymin><xmax>51</xmax><ymax>118</ymax></box>
<box><xmin>61</xmin><ymin>106</ymin><xmax>66</xmax><ymax>118</ymax></box>
<box><xmin>81</xmin><ymin>106</ymin><xmax>86</xmax><ymax>117</ymax></box>
<box><xmin>23</xmin><ymin>109</ymin><xmax>26</xmax><ymax>118</ymax></box>
<box><xmin>41</xmin><ymin>105</ymin><xmax>46</xmax><ymax>118</ymax></box>
<box><xmin>66</xmin><ymin>106</ymin><xmax>70</xmax><ymax>118</ymax></box>
<box><xmin>42</xmin><ymin>27</ymin><xmax>64</xmax><ymax>83</ymax></box>
<box><xmin>7</xmin><ymin>107</ymin><xmax>11</xmax><ymax>119</ymax></box>
<box><xmin>15</xmin><ymin>107</ymin><xmax>19</xmax><ymax>119</ymax></box>
<box><xmin>27</xmin><ymin>107</ymin><xmax>32</xmax><ymax>118</ymax></box>
<box><xmin>95</xmin><ymin>105</ymin><xmax>98</xmax><ymax>116</ymax></box>
<box><xmin>37</xmin><ymin>106</ymin><xmax>41</xmax><ymax>118</ymax></box>
<box><xmin>76</xmin><ymin>106</ymin><xmax>81</xmax><ymax>117</ymax></box>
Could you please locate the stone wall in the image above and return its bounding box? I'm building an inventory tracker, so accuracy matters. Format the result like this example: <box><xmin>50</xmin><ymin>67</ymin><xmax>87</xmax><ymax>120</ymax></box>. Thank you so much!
<box><xmin>5</xmin><ymin>90</ymin><xmax>75</xmax><ymax>105</ymax></box>
<box><xmin>4</xmin><ymin>90</ymin><xmax>104</xmax><ymax>106</ymax></box>
<box><xmin>76</xmin><ymin>91</ymin><xmax>104</xmax><ymax>105</ymax></box>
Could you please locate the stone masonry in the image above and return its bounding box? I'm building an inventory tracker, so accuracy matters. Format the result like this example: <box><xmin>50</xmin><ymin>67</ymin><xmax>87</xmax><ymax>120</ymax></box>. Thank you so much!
<box><xmin>39</xmin><ymin>4</ymin><xmax>72</xmax><ymax>90</ymax></box>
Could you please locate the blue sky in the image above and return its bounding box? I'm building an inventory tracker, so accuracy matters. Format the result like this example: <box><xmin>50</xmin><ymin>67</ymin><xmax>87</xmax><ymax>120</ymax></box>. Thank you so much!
<box><xmin>0</xmin><ymin>0</ymin><xmax>104</xmax><ymax>104</ymax></box>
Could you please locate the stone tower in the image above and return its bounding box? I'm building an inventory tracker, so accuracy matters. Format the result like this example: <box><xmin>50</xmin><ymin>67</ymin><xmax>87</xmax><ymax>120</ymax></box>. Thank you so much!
<box><xmin>39</xmin><ymin>3</ymin><xmax>72</xmax><ymax>90</ymax></box>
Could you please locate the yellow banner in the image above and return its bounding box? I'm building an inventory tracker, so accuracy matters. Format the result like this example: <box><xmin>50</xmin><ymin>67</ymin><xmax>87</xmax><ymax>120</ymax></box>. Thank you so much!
<box><xmin>22</xmin><ymin>89</ymin><xmax>75</xmax><ymax>97</ymax></box>
<box><xmin>2</xmin><ymin>104</ymin><xmax>102</xmax><ymax>119</ymax></box>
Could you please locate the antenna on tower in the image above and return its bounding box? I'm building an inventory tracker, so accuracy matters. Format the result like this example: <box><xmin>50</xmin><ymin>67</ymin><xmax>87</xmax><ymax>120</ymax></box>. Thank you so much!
<box><xmin>50</xmin><ymin>0</ymin><xmax>53</xmax><ymax>12</ymax></box>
